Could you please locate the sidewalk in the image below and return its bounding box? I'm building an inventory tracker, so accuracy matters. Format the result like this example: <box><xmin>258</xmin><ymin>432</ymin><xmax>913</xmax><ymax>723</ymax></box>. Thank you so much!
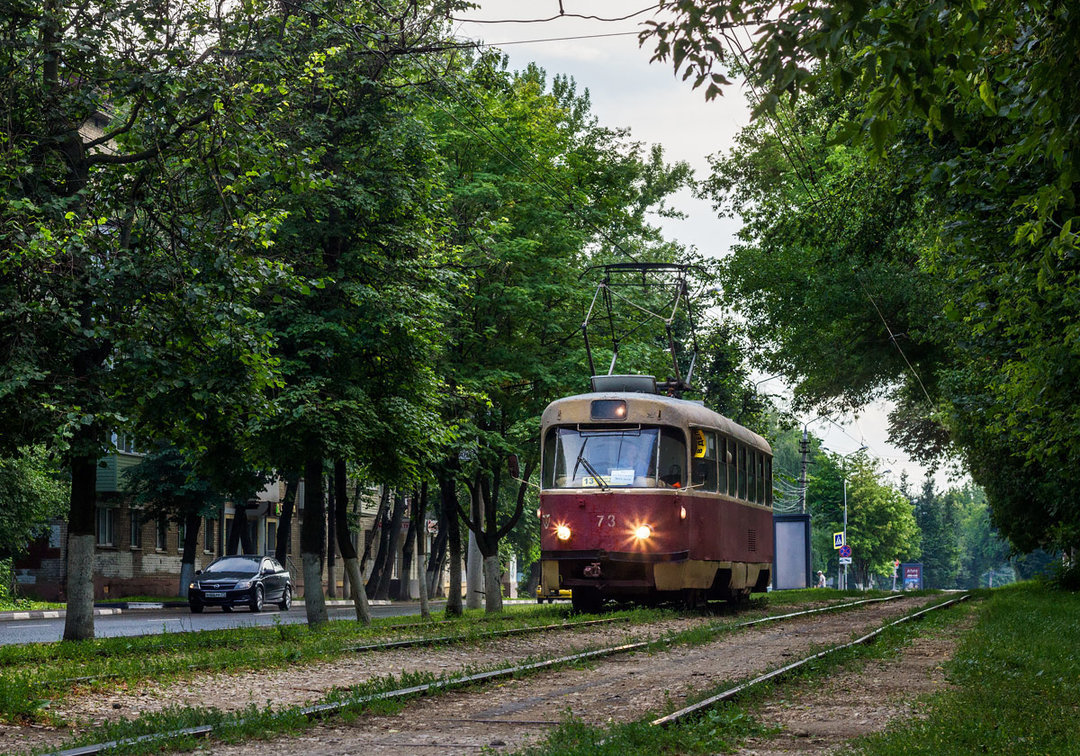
<box><xmin>0</xmin><ymin>607</ymin><xmax>122</xmax><ymax>622</ymax></box>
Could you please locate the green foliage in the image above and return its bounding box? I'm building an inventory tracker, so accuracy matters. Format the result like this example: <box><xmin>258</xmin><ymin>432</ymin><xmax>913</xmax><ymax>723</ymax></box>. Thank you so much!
<box><xmin>856</xmin><ymin>584</ymin><xmax>1080</xmax><ymax>755</ymax></box>
<box><xmin>0</xmin><ymin>446</ymin><xmax>68</xmax><ymax>561</ymax></box>
<box><xmin>646</xmin><ymin>1</ymin><xmax>1080</xmax><ymax>554</ymax></box>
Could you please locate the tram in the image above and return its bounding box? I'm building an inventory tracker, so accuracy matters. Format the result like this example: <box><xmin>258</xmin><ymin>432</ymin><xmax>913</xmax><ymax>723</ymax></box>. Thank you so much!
<box><xmin>537</xmin><ymin>374</ymin><xmax>774</xmax><ymax>612</ymax></box>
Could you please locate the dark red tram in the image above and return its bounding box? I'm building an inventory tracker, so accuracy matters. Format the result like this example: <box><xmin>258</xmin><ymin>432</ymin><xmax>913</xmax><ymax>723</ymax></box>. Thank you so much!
<box><xmin>538</xmin><ymin>375</ymin><xmax>773</xmax><ymax>612</ymax></box>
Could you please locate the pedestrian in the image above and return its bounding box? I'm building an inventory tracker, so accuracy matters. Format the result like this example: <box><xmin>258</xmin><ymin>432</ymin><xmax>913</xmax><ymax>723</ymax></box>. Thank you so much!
<box><xmin>816</xmin><ymin>570</ymin><xmax>826</xmax><ymax>588</ymax></box>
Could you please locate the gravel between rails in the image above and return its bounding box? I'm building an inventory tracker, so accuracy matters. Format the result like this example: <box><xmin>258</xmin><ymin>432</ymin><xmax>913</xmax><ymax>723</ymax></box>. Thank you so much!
<box><xmin>180</xmin><ymin>595</ymin><xmax>946</xmax><ymax>756</ymax></box>
<box><xmin>1</xmin><ymin>613</ymin><xmax>716</xmax><ymax>755</ymax></box>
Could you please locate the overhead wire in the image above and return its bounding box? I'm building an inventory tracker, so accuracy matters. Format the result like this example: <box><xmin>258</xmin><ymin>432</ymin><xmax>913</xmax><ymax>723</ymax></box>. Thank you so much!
<box><xmin>452</xmin><ymin>4</ymin><xmax>661</xmax><ymax>25</ymax></box>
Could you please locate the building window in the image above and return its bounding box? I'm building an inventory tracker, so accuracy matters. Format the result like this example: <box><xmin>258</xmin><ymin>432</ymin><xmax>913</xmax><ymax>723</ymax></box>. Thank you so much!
<box><xmin>266</xmin><ymin>520</ymin><xmax>277</xmax><ymax>556</ymax></box>
<box><xmin>96</xmin><ymin>506</ymin><xmax>115</xmax><ymax>546</ymax></box>
<box><xmin>156</xmin><ymin>517</ymin><xmax>167</xmax><ymax>550</ymax></box>
<box><xmin>177</xmin><ymin>520</ymin><xmax>186</xmax><ymax>552</ymax></box>
<box><xmin>204</xmin><ymin>518</ymin><xmax>215</xmax><ymax>553</ymax></box>
<box><xmin>130</xmin><ymin>509</ymin><xmax>142</xmax><ymax>549</ymax></box>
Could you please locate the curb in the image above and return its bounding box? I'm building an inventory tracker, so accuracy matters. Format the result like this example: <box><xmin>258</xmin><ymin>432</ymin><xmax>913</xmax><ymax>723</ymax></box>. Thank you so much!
<box><xmin>0</xmin><ymin>607</ymin><xmax>123</xmax><ymax>622</ymax></box>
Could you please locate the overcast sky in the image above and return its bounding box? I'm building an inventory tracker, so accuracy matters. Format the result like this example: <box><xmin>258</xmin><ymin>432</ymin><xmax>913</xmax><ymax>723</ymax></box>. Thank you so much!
<box><xmin>454</xmin><ymin>2</ymin><xmax>960</xmax><ymax>491</ymax></box>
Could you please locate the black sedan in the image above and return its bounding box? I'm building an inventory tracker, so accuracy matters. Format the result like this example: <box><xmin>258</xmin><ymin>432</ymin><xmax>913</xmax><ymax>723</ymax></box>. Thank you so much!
<box><xmin>188</xmin><ymin>555</ymin><xmax>292</xmax><ymax>613</ymax></box>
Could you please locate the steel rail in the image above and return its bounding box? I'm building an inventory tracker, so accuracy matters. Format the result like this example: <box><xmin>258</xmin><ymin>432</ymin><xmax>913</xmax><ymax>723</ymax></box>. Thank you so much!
<box><xmin>40</xmin><ymin>595</ymin><xmax>922</xmax><ymax>756</ymax></box>
<box><xmin>43</xmin><ymin>642</ymin><xmax>649</xmax><ymax>756</ymax></box>
<box><xmin>650</xmin><ymin>594</ymin><xmax>971</xmax><ymax>727</ymax></box>
<box><xmin>34</xmin><ymin>616</ymin><xmax>626</xmax><ymax>689</ymax></box>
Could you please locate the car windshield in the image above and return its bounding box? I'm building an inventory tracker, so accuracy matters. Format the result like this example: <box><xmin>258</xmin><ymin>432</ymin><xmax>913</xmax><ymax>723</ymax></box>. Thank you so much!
<box><xmin>542</xmin><ymin>425</ymin><xmax>686</xmax><ymax>489</ymax></box>
<box><xmin>205</xmin><ymin>557</ymin><xmax>259</xmax><ymax>574</ymax></box>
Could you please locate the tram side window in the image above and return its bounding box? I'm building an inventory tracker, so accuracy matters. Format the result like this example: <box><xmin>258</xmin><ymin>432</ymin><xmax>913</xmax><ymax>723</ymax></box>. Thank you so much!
<box><xmin>765</xmin><ymin>457</ymin><xmax>773</xmax><ymax>507</ymax></box>
<box><xmin>718</xmin><ymin>438</ymin><xmax>728</xmax><ymax>494</ymax></box>
<box><xmin>738</xmin><ymin>445</ymin><xmax>747</xmax><ymax>500</ymax></box>
<box><xmin>749</xmin><ymin>450</ymin><xmax>758</xmax><ymax>503</ymax></box>
<box><xmin>691</xmin><ymin>428</ymin><xmax>719</xmax><ymax>492</ymax></box>
<box><xmin>657</xmin><ymin>428</ymin><xmax>688</xmax><ymax>487</ymax></box>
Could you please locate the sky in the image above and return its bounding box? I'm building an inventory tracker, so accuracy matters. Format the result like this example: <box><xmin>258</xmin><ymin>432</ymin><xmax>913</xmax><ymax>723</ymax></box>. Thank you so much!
<box><xmin>454</xmin><ymin>2</ymin><xmax>960</xmax><ymax>490</ymax></box>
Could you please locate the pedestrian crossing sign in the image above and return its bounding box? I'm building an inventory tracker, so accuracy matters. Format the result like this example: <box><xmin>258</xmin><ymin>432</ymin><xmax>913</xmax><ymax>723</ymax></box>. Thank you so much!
<box><xmin>833</xmin><ymin>532</ymin><xmax>845</xmax><ymax>549</ymax></box>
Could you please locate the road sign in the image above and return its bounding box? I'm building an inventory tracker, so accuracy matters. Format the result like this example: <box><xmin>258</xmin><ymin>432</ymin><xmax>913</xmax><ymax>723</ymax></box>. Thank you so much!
<box><xmin>839</xmin><ymin>557</ymin><xmax>853</xmax><ymax>565</ymax></box>
<box><xmin>833</xmin><ymin>532</ymin><xmax>845</xmax><ymax>549</ymax></box>
<box><xmin>839</xmin><ymin>544</ymin><xmax>852</xmax><ymax>558</ymax></box>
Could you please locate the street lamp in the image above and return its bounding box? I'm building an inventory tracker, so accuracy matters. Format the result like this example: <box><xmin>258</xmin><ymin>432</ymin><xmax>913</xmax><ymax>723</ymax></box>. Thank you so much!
<box><xmin>840</xmin><ymin>445</ymin><xmax>867</xmax><ymax>590</ymax></box>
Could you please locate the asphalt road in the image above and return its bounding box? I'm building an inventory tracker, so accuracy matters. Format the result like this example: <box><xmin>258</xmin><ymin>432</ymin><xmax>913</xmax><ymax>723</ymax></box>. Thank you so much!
<box><xmin>0</xmin><ymin>600</ymin><xmax>449</xmax><ymax>645</ymax></box>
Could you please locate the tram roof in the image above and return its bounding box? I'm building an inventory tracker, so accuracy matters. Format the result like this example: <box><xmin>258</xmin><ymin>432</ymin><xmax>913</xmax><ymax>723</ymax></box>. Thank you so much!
<box><xmin>542</xmin><ymin>391</ymin><xmax>772</xmax><ymax>454</ymax></box>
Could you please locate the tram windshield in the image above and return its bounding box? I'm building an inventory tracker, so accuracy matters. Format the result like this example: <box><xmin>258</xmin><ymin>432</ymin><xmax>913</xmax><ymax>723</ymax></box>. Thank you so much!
<box><xmin>542</xmin><ymin>426</ymin><xmax>687</xmax><ymax>489</ymax></box>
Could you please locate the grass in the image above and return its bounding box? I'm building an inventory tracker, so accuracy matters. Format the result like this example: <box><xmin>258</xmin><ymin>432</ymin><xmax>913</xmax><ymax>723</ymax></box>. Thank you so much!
<box><xmin>853</xmin><ymin>583</ymin><xmax>1080</xmax><ymax>755</ymax></box>
<box><xmin>0</xmin><ymin>602</ymin><xmax>655</xmax><ymax>724</ymax></box>
<box><xmin>3</xmin><ymin>588</ymin><xmax>961</xmax><ymax>752</ymax></box>
<box><xmin>512</xmin><ymin>593</ymin><xmax>967</xmax><ymax>756</ymax></box>
<box><xmin>0</xmin><ymin>599</ymin><xmax>65</xmax><ymax>611</ymax></box>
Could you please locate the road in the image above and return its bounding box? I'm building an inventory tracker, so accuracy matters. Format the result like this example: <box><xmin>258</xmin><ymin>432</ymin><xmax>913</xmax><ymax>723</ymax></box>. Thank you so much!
<box><xmin>0</xmin><ymin>600</ymin><xmax>450</xmax><ymax>646</ymax></box>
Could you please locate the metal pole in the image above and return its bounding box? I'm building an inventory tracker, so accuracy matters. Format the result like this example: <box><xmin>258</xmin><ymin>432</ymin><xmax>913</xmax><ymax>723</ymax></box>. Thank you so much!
<box><xmin>842</xmin><ymin>477</ymin><xmax>848</xmax><ymax>591</ymax></box>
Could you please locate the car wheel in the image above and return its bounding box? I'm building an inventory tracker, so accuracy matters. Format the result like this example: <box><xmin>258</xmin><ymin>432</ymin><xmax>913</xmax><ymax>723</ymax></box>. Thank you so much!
<box><xmin>190</xmin><ymin>602</ymin><xmax>203</xmax><ymax>614</ymax></box>
<box><xmin>278</xmin><ymin>585</ymin><xmax>292</xmax><ymax>611</ymax></box>
<box><xmin>250</xmin><ymin>585</ymin><xmax>264</xmax><ymax>612</ymax></box>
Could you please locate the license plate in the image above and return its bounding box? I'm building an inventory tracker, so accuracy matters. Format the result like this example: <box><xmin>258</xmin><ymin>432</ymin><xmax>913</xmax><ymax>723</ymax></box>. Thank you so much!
<box><xmin>206</xmin><ymin>591</ymin><xmax>226</xmax><ymax>598</ymax></box>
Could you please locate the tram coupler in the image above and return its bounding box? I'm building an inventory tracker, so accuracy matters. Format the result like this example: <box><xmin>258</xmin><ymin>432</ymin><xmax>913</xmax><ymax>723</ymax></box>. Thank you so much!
<box><xmin>584</xmin><ymin>562</ymin><xmax>603</xmax><ymax>578</ymax></box>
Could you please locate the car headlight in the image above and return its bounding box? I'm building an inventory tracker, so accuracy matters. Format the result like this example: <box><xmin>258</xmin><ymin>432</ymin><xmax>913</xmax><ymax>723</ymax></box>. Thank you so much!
<box><xmin>189</xmin><ymin>582</ymin><xmax>198</xmax><ymax>590</ymax></box>
<box><xmin>235</xmin><ymin>580</ymin><xmax>252</xmax><ymax>590</ymax></box>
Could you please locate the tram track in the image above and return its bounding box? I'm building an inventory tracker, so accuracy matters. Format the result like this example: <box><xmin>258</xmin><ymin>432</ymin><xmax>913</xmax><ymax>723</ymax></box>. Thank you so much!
<box><xmin>32</xmin><ymin>594</ymin><xmax>956</xmax><ymax>756</ymax></box>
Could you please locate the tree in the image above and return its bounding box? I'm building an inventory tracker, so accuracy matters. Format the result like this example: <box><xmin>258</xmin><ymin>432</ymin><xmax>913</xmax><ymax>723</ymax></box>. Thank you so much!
<box><xmin>911</xmin><ymin>478</ymin><xmax>961</xmax><ymax>589</ymax></box>
<box><xmin>644</xmin><ymin>1</ymin><xmax>1080</xmax><ymax>555</ymax></box>
<box><xmin>806</xmin><ymin>451</ymin><xmax>919</xmax><ymax>588</ymax></box>
<box><xmin>0</xmin><ymin>0</ymin><xmax>291</xmax><ymax>640</ymax></box>
<box><xmin>0</xmin><ymin>447</ymin><xmax>69</xmax><ymax>580</ymax></box>
<box><xmin>428</xmin><ymin>58</ymin><xmax>694</xmax><ymax>612</ymax></box>
<box><xmin>123</xmin><ymin>445</ymin><xmax>236</xmax><ymax>597</ymax></box>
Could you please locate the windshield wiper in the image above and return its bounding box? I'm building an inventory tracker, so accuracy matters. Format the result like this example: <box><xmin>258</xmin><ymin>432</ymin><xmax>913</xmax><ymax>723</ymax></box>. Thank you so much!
<box><xmin>576</xmin><ymin>454</ymin><xmax>610</xmax><ymax>491</ymax></box>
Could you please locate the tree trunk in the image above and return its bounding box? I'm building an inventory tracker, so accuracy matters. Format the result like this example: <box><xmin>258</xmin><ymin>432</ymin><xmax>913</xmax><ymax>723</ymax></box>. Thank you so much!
<box><xmin>301</xmin><ymin>457</ymin><xmax>327</xmax><ymax>626</ymax></box>
<box><xmin>483</xmin><ymin>553</ymin><xmax>503</xmax><ymax>613</ymax></box>
<box><xmin>326</xmin><ymin>478</ymin><xmax>336</xmax><ymax>598</ymax></box>
<box><xmin>274</xmin><ymin>474</ymin><xmax>298</xmax><ymax>566</ymax></box>
<box><xmin>334</xmin><ymin>460</ymin><xmax>370</xmax><ymax>625</ymax></box>
<box><xmin>178</xmin><ymin>512</ymin><xmax>201</xmax><ymax>598</ymax></box>
<box><xmin>426</xmin><ymin>496</ymin><xmax>448</xmax><ymax>597</ymax></box>
<box><xmin>415</xmin><ymin>483</ymin><xmax>430</xmax><ymax>619</ymax></box>
<box><xmin>440</xmin><ymin>472</ymin><xmax>463</xmax><ymax>616</ymax></box>
<box><xmin>373</xmin><ymin>492</ymin><xmax>406</xmax><ymax>600</ymax></box>
<box><xmin>62</xmin><ymin>440</ymin><xmax>99</xmax><ymax>641</ymax></box>
<box><xmin>365</xmin><ymin>489</ymin><xmax>393</xmax><ymax>594</ymax></box>
<box><xmin>398</xmin><ymin>494</ymin><xmax>418</xmax><ymax>601</ymax></box>
<box><xmin>466</xmin><ymin>530</ymin><xmax>484</xmax><ymax>609</ymax></box>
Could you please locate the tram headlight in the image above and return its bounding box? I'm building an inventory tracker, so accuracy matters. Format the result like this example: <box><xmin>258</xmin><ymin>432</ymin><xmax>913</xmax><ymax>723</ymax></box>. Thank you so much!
<box><xmin>634</xmin><ymin>524</ymin><xmax>652</xmax><ymax>540</ymax></box>
<box><xmin>555</xmin><ymin>524</ymin><xmax>572</xmax><ymax>541</ymax></box>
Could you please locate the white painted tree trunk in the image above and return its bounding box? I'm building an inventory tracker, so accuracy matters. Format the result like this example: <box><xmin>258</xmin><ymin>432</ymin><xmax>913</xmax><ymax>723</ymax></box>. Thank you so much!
<box><xmin>343</xmin><ymin>556</ymin><xmax>371</xmax><ymax>625</ymax></box>
<box><xmin>302</xmin><ymin>551</ymin><xmax>328</xmax><ymax>626</ymax></box>
<box><xmin>483</xmin><ymin>554</ymin><xmax>503</xmax><ymax>613</ymax></box>
<box><xmin>63</xmin><ymin>534</ymin><xmax>95</xmax><ymax>641</ymax></box>
<box><xmin>466</xmin><ymin>531</ymin><xmax>484</xmax><ymax>609</ymax></box>
<box><xmin>416</xmin><ymin>525</ymin><xmax>430</xmax><ymax>620</ymax></box>
<box><xmin>178</xmin><ymin>561</ymin><xmax>195</xmax><ymax>599</ymax></box>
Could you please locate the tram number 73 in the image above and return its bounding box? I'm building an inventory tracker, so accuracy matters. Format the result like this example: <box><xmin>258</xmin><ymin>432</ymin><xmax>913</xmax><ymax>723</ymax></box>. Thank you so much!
<box><xmin>596</xmin><ymin>514</ymin><xmax>615</xmax><ymax>528</ymax></box>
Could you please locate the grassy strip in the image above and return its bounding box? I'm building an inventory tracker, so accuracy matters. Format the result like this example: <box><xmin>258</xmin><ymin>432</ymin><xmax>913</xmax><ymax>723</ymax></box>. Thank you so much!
<box><xmin>1</xmin><ymin>604</ymin><xmax>664</xmax><ymax>723</ymax></box>
<box><xmin>854</xmin><ymin>583</ymin><xmax>1080</xmax><ymax>756</ymax></box>
<box><xmin>511</xmin><ymin>594</ymin><xmax>971</xmax><ymax>755</ymax></box>
<box><xmin>26</xmin><ymin>594</ymin><xmax>947</xmax><ymax>755</ymax></box>
<box><xmin>0</xmin><ymin>600</ymin><xmax>65</xmax><ymax>612</ymax></box>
